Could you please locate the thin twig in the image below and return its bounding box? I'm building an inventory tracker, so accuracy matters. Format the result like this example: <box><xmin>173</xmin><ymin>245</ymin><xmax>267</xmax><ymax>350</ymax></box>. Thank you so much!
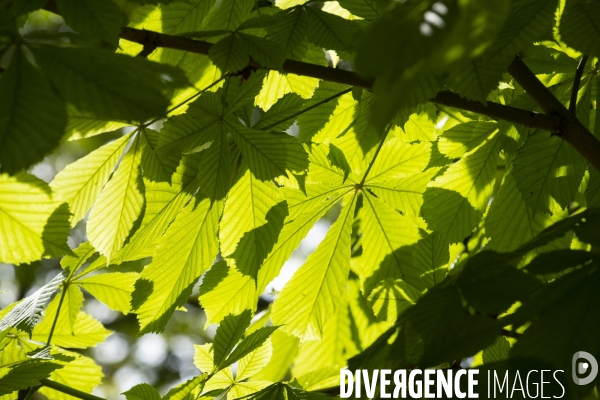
<box><xmin>40</xmin><ymin>379</ymin><xmax>106</xmax><ymax>400</ymax></box>
<box><xmin>569</xmin><ymin>55</ymin><xmax>589</xmax><ymax>113</ymax></box>
<box><xmin>259</xmin><ymin>87</ymin><xmax>352</xmax><ymax>131</ymax></box>
<box><xmin>47</xmin><ymin>285</ymin><xmax>68</xmax><ymax>345</ymax></box>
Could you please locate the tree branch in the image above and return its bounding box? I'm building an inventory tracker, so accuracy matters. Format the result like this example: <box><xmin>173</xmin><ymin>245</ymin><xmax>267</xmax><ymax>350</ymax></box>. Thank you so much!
<box><xmin>569</xmin><ymin>55</ymin><xmax>589</xmax><ymax>113</ymax></box>
<box><xmin>508</xmin><ymin>58</ymin><xmax>600</xmax><ymax>172</ymax></box>
<box><xmin>40</xmin><ymin>379</ymin><xmax>106</xmax><ymax>400</ymax></box>
<box><xmin>41</xmin><ymin>4</ymin><xmax>600</xmax><ymax>171</ymax></box>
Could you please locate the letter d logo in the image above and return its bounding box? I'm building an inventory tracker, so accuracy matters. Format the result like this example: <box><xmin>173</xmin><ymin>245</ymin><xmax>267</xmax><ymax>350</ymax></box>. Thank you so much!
<box><xmin>572</xmin><ymin>351</ymin><xmax>598</xmax><ymax>385</ymax></box>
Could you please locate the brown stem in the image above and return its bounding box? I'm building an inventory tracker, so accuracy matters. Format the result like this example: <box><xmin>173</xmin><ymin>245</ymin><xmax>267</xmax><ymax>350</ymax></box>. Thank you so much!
<box><xmin>569</xmin><ymin>55</ymin><xmax>589</xmax><ymax>113</ymax></box>
<box><xmin>508</xmin><ymin>58</ymin><xmax>600</xmax><ymax>172</ymax></box>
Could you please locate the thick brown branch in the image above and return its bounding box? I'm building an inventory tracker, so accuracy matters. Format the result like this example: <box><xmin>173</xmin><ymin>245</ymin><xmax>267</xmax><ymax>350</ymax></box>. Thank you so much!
<box><xmin>430</xmin><ymin>91</ymin><xmax>559</xmax><ymax>131</ymax></box>
<box><xmin>569</xmin><ymin>55</ymin><xmax>589</xmax><ymax>113</ymax></box>
<box><xmin>508</xmin><ymin>58</ymin><xmax>600</xmax><ymax>172</ymax></box>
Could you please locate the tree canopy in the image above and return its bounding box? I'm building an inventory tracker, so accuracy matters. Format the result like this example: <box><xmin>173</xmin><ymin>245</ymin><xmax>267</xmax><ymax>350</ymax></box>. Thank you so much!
<box><xmin>1</xmin><ymin>0</ymin><xmax>600</xmax><ymax>398</ymax></box>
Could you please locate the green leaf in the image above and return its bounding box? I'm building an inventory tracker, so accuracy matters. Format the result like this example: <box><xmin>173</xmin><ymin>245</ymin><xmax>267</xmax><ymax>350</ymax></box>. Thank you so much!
<box><xmin>303</xmin><ymin>7</ymin><xmax>360</xmax><ymax>52</ymax></box>
<box><xmin>359</xmin><ymin>192</ymin><xmax>422</xmax><ymax>294</ymax></box>
<box><xmin>0</xmin><ymin>346</ymin><xmax>62</xmax><ymax>396</ymax></box>
<box><xmin>402</xmin><ymin>285</ymin><xmax>501</xmax><ymax>367</ymax></box>
<box><xmin>64</xmin><ymin>104</ymin><xmax>131</xmax><ymax>141</ymax></box>
<box><xmin>39</xmin><ymin>351</ymin><xmax>103</xmax><ymax>400</ymax></box>
<box><xmin>438</xmin><ymin>121</ymin><xmax>498</xmax><ymax>159</ymax></box>
<box><xmin>74</xmin><ymin>272</ymin><xmax>139</xmax><ymax>314</ymax></box>
<box><xmin>32</xmin><ymin>46</ymin><xmax>187</xmax><ymax>122</ymax></box>
<box><xmin>130</xmin><ymin>0</ymin><xmax>216</xmax><ymax>35</ymax></box>
<box><xmin>236</xmin><ymin>382</ymin><xmax>331</xmax><ymax>400</ymax></box>
<box><xmin>0</xmin><ymin>272</ymin><xmax>64</xmax><ymax>335</ymax></box>
<box><xmin>484</xmin><ymin>0</ymin><xmax>559</xmax><ymax>61</ymax></box>
<box><xmin>368</xmin><ymin>279</ymin><xmax>421</xmax><ymax>324</ymax></box>
<box><xmin>209</xmin><ymin>33</ymin><xmax>250</xmax><ymax>73</ymax></box>
<box><xmin>203</xmin><ymin>0</ymin><xmax>254</xmax><ymax>31</ymax></box>
<box><xmin>423</xmin><ymin>133</ymin><xmax>500</xmax><ymax>242</ymax></box>
<box><xmin>559</xmin><ymin>1</ymin><xmax>600</xmax><ymax>57</ymax></box>
<box><xmin>196</xmin><ymin>130</ymin><xmax>233</xmax><ymax>201</ymax></box>
<box><xmin>256</xmin><ymin>186</ymin><xmax>351</xmax><ymax>294</ymax></box>
<box><xmin>408</xmin><ymin>232</ymin><xmax>449</xmax><ymax>291</ymax></box>
<box><xmin>337</xmin><ymin>0</ymin><xmax>388</xmax><ymax>20</ymax></box>
<box><xmin>87</xmin><ymin>134</ymin><xmax>144</xmax><ymax>260</ymax></box>
<box><xmin>55</xmin><ymin>0</ymin><xmax>125</xmax><ymax>46</ymax></box>
<box><xmin>118</xmin><ymin>155</ymin><xmax>201</xmax><ymax>262</ymax></box>
<box><xmin>0</xmin><ymin>48</ymin><xmax>66</xmax><ymax>174</ymax></box>
<box><xmin>50</xmin><ymin>133</ymin><xmax>132</xmax><ymax>227</ymax></box>
<box><xmin>513</xmin><ymin>130</ymin><xmax>587</xmax><ymax>214</ymax></box>
<box><xmin>485</xmin><ymin>169</ymin><xmax>553</xmax><ymax>252</ymax></box>
<box><xmin>254</xmin><ymin>93</ymin><xmax>304</xmax><ymax>131</ymax></box>
<box><xmin>31</xmin><ymin>286</ymin><xmax>112</xmax><ymax>349</ymax></box>
<box><xmin>162</xmin><ymin>374</ymin><xmax>209</xmax><ymax>400</ymax></box>
<box><xmin>134</xmin><ymin>197</ymin><xmax>221</xmax><ymax>333</ymax></box>
<box><xmin>271</xmin><ymin>193</ymin><xmax>357</xmax><ymax>341</ymax></box>
<box><xmin>156</xmin><ymin>96</ymin><xmax>221</xmax><ymax>156</ymax></box>
<box><xmin>363</xmin><ymin>138</ymin><xmax>431</xmax><ymax>184</ymax></box>
<box><xmin>213</xmin><ymin>310</ymin><xmax>253</xmax><ymax>368</ymax></box>
<box><xmin>236</xmin><ymin>337</ymin><xmax>272</xmax><ymax>381</ymax></box>
<box><xmin>219</xmin><ymin>326</ymin><xmax>278</xmax><ymax>370</ymax></box>
<box><xmin>220</xmin><ymin>166</ymin><xmax>287</xmax><ymax>281</ymax></box>
<box><xmin>199</xmin><ymin>261</ymin><xmax>257</xmax><ymax>325</ymax></box>
<box><xmin>0</xmin><ymin>173</ymin><xmax>71</xmax><ymax>265</ymax></box>
<box><xmin>227</xmin><ymin>119</ymin><xmax>308</xmax><ymax>180</ymax></box>
<box><xmin>267</xmin><ymin>7</ymin><xmax>308</xmax><ymax>59</ymax></box>
<box><xmin>482</xmin><ymin>336</ymin><xmax>511</xmax><ymax>364</ymax></box>
<box><xmin>366</xmin><ymin>169</ymin><xmax>438</xmax><ymax>217</ymax></box>
<box><xmin>123</xmin><ymin>383</ymin><xmax>161</xmax><ymax>400</ymax></box>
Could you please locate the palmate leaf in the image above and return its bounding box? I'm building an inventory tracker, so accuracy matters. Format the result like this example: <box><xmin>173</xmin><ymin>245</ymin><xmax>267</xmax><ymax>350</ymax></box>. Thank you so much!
<box><xmin>0</xmin><ymin>173</ymin><xmax>71</xmax><ymax>265</ymax></box>
<box><xmin>271</xmin><ymin>192</ymin><xmax>357</xmax><ymax>341</ymax></box>
<box><xmin>0</xmin><ymin>272</ymin><xmax>64</xmax><ymax>335</ymax></box>
<box><xmin>50</xmin><ymin>132</ymin><xmax>132</xmax><ymax>226</ymax></box>
<box><xmin>256</xmin><ymin>70</ymin><xmax>320</xmax><ymax>111</ymax></box>
<box><xmin>87</xmin><ymin>134</ymin><xmax>144</xmax><ymax>260</ymax></box>
<box><xmin>55</xmin><ymin>0</ymin><xmax>125</xmax><ymax>46</ymax></box>
<box><xmin>134</xmin><ymin>196</ymin><xmax>221</xmax><ymax>334</ymax></box>
<box><xmin>254</xmin><ymin>93</ymin><xmax>304</xmax><ymax>131</ymax></box>
<box><xmin>0</xmin><ymin>48</ymin><xmax>66</xmax><ymax>174</ymax></box>
<box><xmin>220</xmin><ymin>166</ymin><xmax>287</xmax><ymax>281</ymax></box>
<box><xmin>203</xmin><ymin>0</ymin><xmax>254</xmax><ymax>31</ymax></box>
<box><xmin>195</xmin><ymin>127</ymin><xmax>233</xmax><ymax>201</ymax></box>
<box><xmin>32</xmin><ymin>46</ymin><xmax>188</xmax><ymax>122</ymax></box>
<box><xmin>236</xmin><ymin>337</ymin><xmax>273</xmax><ymax>381</ymax></box>
<box><xmin>368</xmin><ymin>278</ymin><xmax>421</xmax><ymax>324</ymax></box>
